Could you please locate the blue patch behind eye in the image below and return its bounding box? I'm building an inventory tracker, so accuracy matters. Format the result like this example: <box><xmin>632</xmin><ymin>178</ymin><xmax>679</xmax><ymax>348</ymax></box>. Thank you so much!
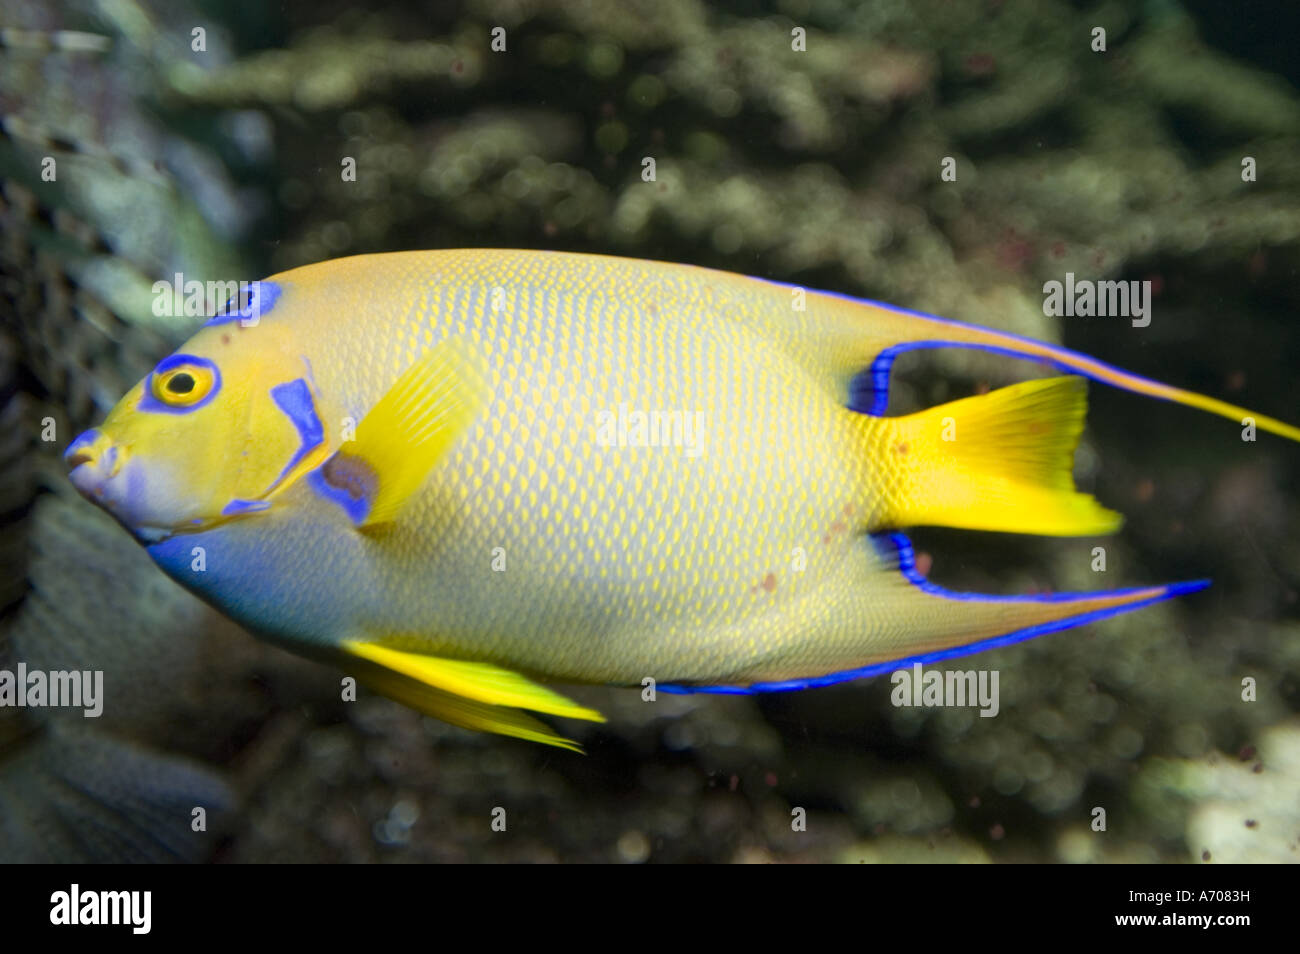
<box><xmin>269</xmin><ymin>378</ymin><xmax>325</xmax><ymax>488</ymax></box>
<box><xmin>138</xmin><ymin>354</ymin><xmax>222</xmax><ymax>415</ymax></box>
<box><xmin>204</xmin><ymin>281</ymin><xmax>282</xmax><ymax>327</ymax></box>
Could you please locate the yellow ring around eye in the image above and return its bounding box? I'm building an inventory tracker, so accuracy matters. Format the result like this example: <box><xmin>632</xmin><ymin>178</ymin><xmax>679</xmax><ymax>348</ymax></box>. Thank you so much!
<box><xmin>151</xmin><ymin>364</ymin><xmax>215</xmax><ymax>407</ymax></box>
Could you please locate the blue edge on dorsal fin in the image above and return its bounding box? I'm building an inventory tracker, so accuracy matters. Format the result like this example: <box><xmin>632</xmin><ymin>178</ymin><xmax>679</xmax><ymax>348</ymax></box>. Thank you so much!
<box><xmin>660</xmin><ymin>278</ymin><xmax>1210</xmax><ymax>695</ymax></box>
<box><xmin>756</xmin><ymin>273</ymin><xmax>1146</xmax><ymax>418</ymax></box>
<box><xmin>849</xmin><ymin>341</ymin><xmax>1084</xmax><ymax>417</ymax></box>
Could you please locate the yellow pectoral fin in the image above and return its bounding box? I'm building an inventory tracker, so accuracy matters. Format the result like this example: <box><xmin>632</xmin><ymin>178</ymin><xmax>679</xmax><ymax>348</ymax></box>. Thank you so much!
<box><xmin>343</xmin><ymin>640</ymin><xmax>605</xmax><ymax>747</ymax></box>
<box><xmin>339</xmin><ymin>337</ymin><xmax>490</xmax><ymax>527</ymax></box>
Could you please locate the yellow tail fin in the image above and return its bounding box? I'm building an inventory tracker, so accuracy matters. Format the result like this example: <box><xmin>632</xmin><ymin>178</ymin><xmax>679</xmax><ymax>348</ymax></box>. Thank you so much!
<box><xmin>876</xmin><ymin>376</ymin><xmax>1122</xmax><ymax>536</ymax></box>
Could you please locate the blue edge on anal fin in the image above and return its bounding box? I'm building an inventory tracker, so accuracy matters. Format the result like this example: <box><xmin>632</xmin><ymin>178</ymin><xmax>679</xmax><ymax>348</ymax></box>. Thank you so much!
<box><xmin>658</xmin><ymin>534</ymin><xmax>1210</xmax><ymax>697</ymax></box>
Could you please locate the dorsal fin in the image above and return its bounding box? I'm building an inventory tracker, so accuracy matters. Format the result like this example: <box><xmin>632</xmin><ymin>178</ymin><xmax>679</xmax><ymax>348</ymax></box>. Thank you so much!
<box><xmin>756</xmin><ymin>277</ymin><xmax>1300</xmax><ymax>442</ymax></box>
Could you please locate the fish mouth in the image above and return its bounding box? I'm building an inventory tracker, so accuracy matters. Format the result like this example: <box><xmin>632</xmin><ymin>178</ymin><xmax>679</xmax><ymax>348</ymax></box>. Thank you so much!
<box><xmin>64</xmin><ymin>428</ymin><xmax>121</xmax><ymax>474</ymax></box>
<box><xmin>66</xmin><ymin>448</ymin><xmax>94</xmax><ymax>469</ymax></box>
<box><xmin>64</xmin><ymin>429</ymin><xmax>190</xmax><ymax>541</ymax></box>
<box><xmin>64</xmin><ymin>427</ymin><xmax>263</xmax><ymax>543</ymax></box>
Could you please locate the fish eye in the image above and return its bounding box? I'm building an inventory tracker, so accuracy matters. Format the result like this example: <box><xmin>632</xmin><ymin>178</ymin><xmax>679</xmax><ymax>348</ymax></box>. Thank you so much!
<box><xmin>167</xmin><ymin>372</ymin><xmax>196</xmax><ymax>395</ymax></box>
<box><xmin>149</xmin><ymin>358</ymin><xmax>219</xmax><ymax>409</ymax></box>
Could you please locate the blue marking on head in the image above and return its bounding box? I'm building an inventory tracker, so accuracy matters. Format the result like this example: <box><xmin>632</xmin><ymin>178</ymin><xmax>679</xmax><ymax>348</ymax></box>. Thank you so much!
<box><xmin>308</xmin><ymin>466</ymin><xmax>371</xmax><ymax>524</ymax></box>
<box><xmin>268</xmin><ymin>377</ymin><xmax>325</xmax><ymax>489</ymax></box>
<box><xmin>222</xmin><ymin>498</ymin><xmax>272</xmax><ymax>517</ymax></box>
<box><xmin>204</xmin><ymin>281</ymin><xmax>282</xmax><ymax>327</ymax></box>
<box><xmin>658</xmin><ymin>533</ymin><xmax>1210</xmax><ymax>695</ymax></box>
<box><xmin>138</xmin><ymin>354</ymin><xmax>222</xmax><ymax>415</ymax></box>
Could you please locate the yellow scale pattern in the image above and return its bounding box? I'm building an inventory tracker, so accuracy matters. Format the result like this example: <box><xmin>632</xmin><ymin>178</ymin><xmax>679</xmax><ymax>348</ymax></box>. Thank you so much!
<box><xmin>269</xmin><ymin>250</ymin><xmax>899</xmax><ymax>685</ymax></box>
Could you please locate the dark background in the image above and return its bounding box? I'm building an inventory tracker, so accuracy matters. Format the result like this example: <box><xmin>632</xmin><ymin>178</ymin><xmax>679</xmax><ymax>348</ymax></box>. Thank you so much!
<box><xmin>1</xmin><ymin>0</ymin><xmax>1297</xmax><ymax>863</ymax></box>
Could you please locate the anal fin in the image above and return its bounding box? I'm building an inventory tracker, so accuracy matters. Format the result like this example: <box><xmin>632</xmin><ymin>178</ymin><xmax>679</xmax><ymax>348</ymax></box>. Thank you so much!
<box><xmin>664</xmin><ymin>533</ymin><xmax>1209</xmax><ymax>694</ymax></box>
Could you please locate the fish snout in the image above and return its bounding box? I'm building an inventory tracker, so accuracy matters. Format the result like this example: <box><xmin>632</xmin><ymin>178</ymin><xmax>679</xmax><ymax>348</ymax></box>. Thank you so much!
<box><xmin>65</xmin><ymin>429</ymin><xmax>124</xmax><ymax>497</ymax></box>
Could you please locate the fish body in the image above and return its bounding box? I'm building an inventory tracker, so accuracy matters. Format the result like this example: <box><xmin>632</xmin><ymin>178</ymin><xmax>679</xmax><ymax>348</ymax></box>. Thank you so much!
<box><xmin>141</xmin><ymin>251</ymin><xmax>909</xmax><ymax>684</ymax></box>
<box><xmin>65</xmin><ymin>250</ymin><xmax>1300</xmax><ymax>747</ymax></box>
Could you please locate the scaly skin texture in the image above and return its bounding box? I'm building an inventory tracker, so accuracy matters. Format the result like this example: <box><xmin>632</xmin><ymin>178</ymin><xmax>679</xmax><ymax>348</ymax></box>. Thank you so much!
<box><xmin>169</xmin><ymin>249</ymin><xmax>898</xmax><ymax>684</ymax></box>
<box><xmin>109</xmin><ymin>250</ymin><xmax>1189</xmax><ymax>689</ymax></box>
